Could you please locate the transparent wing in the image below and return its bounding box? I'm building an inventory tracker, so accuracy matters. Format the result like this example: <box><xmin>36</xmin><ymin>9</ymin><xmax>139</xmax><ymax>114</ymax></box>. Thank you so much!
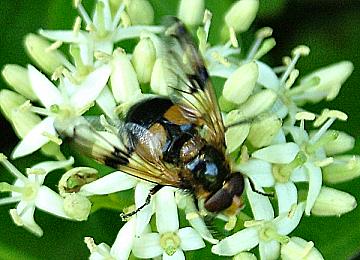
<box><xmin>164</xmin><ymin>18</ymin><xmax>226</xmax><ymax>151</ymax></box>
<box><xmin>67</xmin><ymin>119</ymin><xmax>182</xmax><ymax>187</ymax></box>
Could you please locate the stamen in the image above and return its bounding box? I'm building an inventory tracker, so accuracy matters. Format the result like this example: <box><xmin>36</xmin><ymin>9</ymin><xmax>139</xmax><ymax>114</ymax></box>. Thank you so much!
<box><xmin>253</xmin><ymin>37</ymin><xmax>276</xmax><ymax>60</ymax></box>
<box><xmin>26</xmin><ymin>168</ymin><xmax>46</xmax><ymax>175</ymax></box>
<box><xmin>46</xmin><ymin>41</ymin><xmax>63</xmax><ymax>52</ymax></box>
<box><xmin>280</xmin><ymin>45</ymin><xmax>310</xmax><ymax>87</ymax></box>
<box><xmin>203</xmin><ymin>9</ymin><xmax>212</xmax><ymax>42</ymax></box>
<box><xmin>224</xmin><ymin>215</ymin><xmax>237</xmax><ymax>231</ymax></box>
<box><xmin>314</xmin><ymin>109</ymin><xmax>347</xmax><ymax>127</ymax></box>
<box><xmin>76</xmin><ymin>1</ymin><xmax>95</xmax><ymax>31</ymax></box>
<box><xmin>0</xmin><ymin>182</ymin><xmax>23</xmax><ymax>193</ymax></box>
<box><xmin>229</xmin><ymin>26</ymin><xmax>238</xmax><ymax>48</ymax></box>
<box><xmin>0</xmin><ymin>196</ymin><xmax>22</xmax><ymax>206</ymax></box>
<box><xmin>295</xmin><ymin>112</ymin><xmax>316</xmax><ymax>121</ymax></box>
<box><xmin>84</xmin><ymin>237</ymin><xmax>97</xmax><ymax>253</ymax></box>
<box><xmin>111</xmin><ymin>3</ymin><xmax>125</xmax><ymax>30</ymax></box>
<box><xmin>246</xmin><ymin>27</ymin><xmax>273</xmax><ymax>61</ymax></box>
<box><xmin>244</xmin><ymin>219</ymin><xmax>264</xmax><ymax>228</ymax></box>
<box><xmin>73</xmin><ymin>16</ymin><xmax>82</xmax><ymax>36</ymax></box>
<box><xmin>42</xmin><ymin>132</ymin><xmax>63</xmax><ymax>145</ymax></box>
<box><xmin>0</xmin><ymin>154</ymin><xmax>28</xmax><ymax>183</ymax></box>
<box><xmin>95</xmin><ymin>1</ymin><xmax>107</xmax><ymax>37</ymax></box>
<box><xmin>288</xmin><ymin>76</ymin><xmax>320</xmax><ymax>96</ymax></box>
<box><xmin>18</xmin><ymin>100</ymin><xmax>32</xmax><ymax>112</ymax></box>
<box><xmin>285</xmin><ymin>69</ymin><xmax>299</xmax><ymax>90</ymax></box>
<box><xmin>314</xmin><ymin>157</ymin><xmax>334</xmax><ymax>167</ymax></box>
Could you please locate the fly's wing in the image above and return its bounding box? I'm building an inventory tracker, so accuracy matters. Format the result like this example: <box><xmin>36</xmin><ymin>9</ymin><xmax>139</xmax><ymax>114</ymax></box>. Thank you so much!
<box><xmin>164</xmin><ymin>18</ymin><xmax>226</xmax><ymax>151</ymax></box>
<box><xmin>68</xmin><ymin>119</ymin><xmax>182</xmax><ymax>187</ymax></box>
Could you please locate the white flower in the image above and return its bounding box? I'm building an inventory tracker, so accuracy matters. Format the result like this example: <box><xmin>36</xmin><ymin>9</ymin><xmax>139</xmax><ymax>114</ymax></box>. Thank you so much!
<box><xmin>12</xmin><ymin>64</ymin><xmax>111</xmax><ymax>158</ymax></box>
<box><xmin>0</xmin><ymin>154</ymin><xmax>74</xmax><ymax>236</ymax></box>
<box><xmin>132</xmin><ymin>187</ymin><xmax>205</xmax><ymax>259</ymax></box>
<box><xmin>85</xmin><ymin>217</ymin><xmax>137</xmax><ymax>260</ymax></box>
<box><xmin>39</xmin><ymin>0</ymin><xmax>163</xmax><ymax>65</ymax></box>
<box><xmin>212</xmin><ymin>181</ymin><xmax>305</xmax><ymax>258</ymax></box>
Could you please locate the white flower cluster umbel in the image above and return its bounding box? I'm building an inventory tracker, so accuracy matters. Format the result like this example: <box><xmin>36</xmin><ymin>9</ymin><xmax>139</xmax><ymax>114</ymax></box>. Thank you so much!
<box><xmin>0</xmin><ymin>0</ymin><xmax>358</xmax><ymax>259</ymax></box>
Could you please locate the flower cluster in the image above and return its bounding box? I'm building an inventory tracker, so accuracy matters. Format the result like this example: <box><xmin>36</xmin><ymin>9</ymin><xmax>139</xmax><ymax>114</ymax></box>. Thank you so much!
<box><xmin>0</xmin><ymin>0</ymin><xmax>358</xmax><ymax>259</ymax></box>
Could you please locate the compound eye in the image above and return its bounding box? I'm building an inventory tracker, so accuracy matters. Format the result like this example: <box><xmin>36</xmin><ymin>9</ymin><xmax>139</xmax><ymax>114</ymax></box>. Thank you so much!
<box><xmin>204</xmin><ymin>188</ymin><xmax>232</xmax><ymax>212</ymax></box>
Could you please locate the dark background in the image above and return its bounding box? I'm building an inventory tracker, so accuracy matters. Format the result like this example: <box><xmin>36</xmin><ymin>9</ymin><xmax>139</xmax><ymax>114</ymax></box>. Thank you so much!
<box><xmin>0</xmin><ymin>0</ymin><xmax>359</xmax><ymax>259</ymax></box>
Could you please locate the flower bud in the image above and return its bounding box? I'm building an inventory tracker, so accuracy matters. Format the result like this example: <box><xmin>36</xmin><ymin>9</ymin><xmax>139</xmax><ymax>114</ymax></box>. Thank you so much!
<box><xmin>222</xmin><ymin>62</ymin><xmax>258</xmax><ymax>105</ymax></box>
<box><xmin>131</xmin><ymin>36</ymin><xmax>156</xmax><ymax>84</ymax></box>
<box><xmin>323</xmin><ymin>155</ymin><xmax>360</xmax><ymax>183</ymax></box>
<box><xmin>110</xmin><ymin>49</ymin><xmax>141</xmax><ymax>103</ymax></box>
<box><xmin>24</xmin><ymin>34</ymin><xmax>67</xmax><ymax>74</ymax></box>
<box><xmin>125</xmin><ymin>0</ymin><xmax>154</xmax><ymax>25</ymax></box>
<box><xmin>233</xmin><ymin>252</ymin><xmax>257</xmax><ymax>260</ymax></box>
<box><xmin>225</xmin><ymin>89</ymin><xmax>277</xmax><ymax>124</ymax></box>
<box><xmin>323</xmin><ymin>130</ymin><xmax>355</xmax><ymax>156</ymax></box>
<box><xmin>225</xmin><ymin>123</ymin><xmax>250</xmax><ymax>153</ymax></box>
<box><xmin>63</xmin><ymin>193</ymin><xmax>92</xmax><ymax>221</ymax></box>
<box><xmin>300</xmin><ymin>61</ymin><xmax>353</xmax><ymax>103</ymax></box>
<box><xmin>224</xmin><ymin>0</ymin><xmax>259</xmax><ymax>33</ymax></box>
<box><xmin>281</xmin><ymin>237</ymin><xmax>324</xmax><ymax>260</ymax></box>
<box><xmin>247</xmin><ymin>113</ymin><xmax>282</xmax><ymax>148</ymax></box>
<box><xmin>2</xmin><ymin>64</ymin><xmax>37</xmax><ymax>100</ymax></box>
<box><xmin>11</xmin><ymin>109</ymin><xmax>42</xmax><ymax>138</ymax></box>
<box><xmin>178</xmin><ymin>0</ymin><xmax>205</xmax><ymax>26</ymax></box>
<box><xmin>311</xmin><ymin>187</ymin><xmax>357</xmax><ymax>216</ymax></box>
<box><xmin>150</xmin><ymin>58</ymin><xmax>177</xmax><ymax>95</ymax></box>
<box><xmin>0</xmin><ymin>89</ymin><xmax>27</xmax><ymax>121</ymax></box>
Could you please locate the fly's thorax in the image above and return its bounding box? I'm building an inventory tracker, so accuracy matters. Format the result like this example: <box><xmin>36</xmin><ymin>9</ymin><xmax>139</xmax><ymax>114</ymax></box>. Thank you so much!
<box><xmin>185</xmin><ymin>145</ymin><xmax>230</xmax><ymax>192</ymax></box>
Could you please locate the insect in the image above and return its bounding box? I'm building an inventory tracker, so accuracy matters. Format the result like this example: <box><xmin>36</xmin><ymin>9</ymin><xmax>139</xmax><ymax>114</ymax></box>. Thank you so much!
<box><xmin>66</xmin><ymin>18</ymin><xmax>263</xmax><ymax>218</ymax></box>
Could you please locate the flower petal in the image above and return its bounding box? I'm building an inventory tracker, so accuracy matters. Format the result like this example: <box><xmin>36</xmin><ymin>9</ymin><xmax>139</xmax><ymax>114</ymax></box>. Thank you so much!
<box><xmin>110</xmin><ymin>217</ymin><xmax>136</xmax><ymax>259</ymax></box>
<box><xmin>156</xmin><ymin>187</ymin><xmax>179</xmax><ymax>233</ymax></box>
<box><xmin>235</xmin><ymin>159</ymin><xmax>275</xmax><ymax>187</ymax></box>
<box><xmin>132</xmin><ymin>233</ymin><xmax>162</xmax><ymax>258</ymax></box>
<box><xmin>96</xmin><ymin>86</ymin><xmax>117</xmax><ymax>119</ymax></box>
<box><xmin>291</xmin><ymin>167</ymin><xmax>308</xmax><ymax>182</ymax></box>
<box><xmin>256</xmin><ymin>61</ymin><xmax>280</xmax><ymax>91</ymax></box>
<box><xmin>80</xmin><ymin>171</ymin><xmax>137</xmax><ymax>195</ymax></box>
<box><xmin>39</xmin><ymin>29</ymin><xmax>81</xmax><ymax>43</ymax></box>
<box><xmin>12</xmin><ymin>117</ymin><xmax>56</xmax><ymax>159</ymax></box>
<box><xmin>304</xmin><ymin>163</ymin><xmax>322</xmax><ymax>215</ymax></box>
<box><xmin>163</xmin><ymin>249</ymin><xmax>185</xmax><ymax>260</ymax></box>
<box><xmin>29</xmin><ymin>157</ymin><xmax>74</xmax><ymax>184</ymax></box>
<box><xmin>15</xmin><ymin>203</ymin><xmax>43</xmax><ymax>236</ymax></box>
<box><xmin>70</xmin><ymin>65</ymin><xmax>111</xmax><ymax>111</ymax></box>
<box><xmin>178</xmin><ymin>227</ymin><xmax>205</xmax><ymax>251</ymax></box>
<box><xmin>211</xmin><ymin>227</ymin><xmax>259</xmax><ymax>256</ymax></box>
<box><xmin>252</xmin><ymin>142</ymin><xmax>300</xmax><ymax>164</ymax></box>
<box><xmin>35</xmin><ymin>186</ymin><xmax>70</xmax><ymax>219</ymax></box>
<box><xmin>259</xmin><ymin>240</ymin><xmax>280</xmax><ymax>260</ymax></box>
<box><xmin>276</xmin><ymin>182</ymin><xmax>298</xmax><ymax>214</ymax></box>
<box><xmin>134</xmin><ymin>182</ymin><xmax>154</xmax><ymax>235</ymax></box>
<box><xmin>28</xmin><ymin>65</ymin><xmax>63</xmax><ymax>108</ymax></box>
<box><xmin>246</xmin><ymin>179</ymin><xmax>274</xmax><ymax>220</ymax></box>
<box><xmin>275</xmin><ymin>202</ymin><xmax>305</xmax><ymax>235</ymax></box>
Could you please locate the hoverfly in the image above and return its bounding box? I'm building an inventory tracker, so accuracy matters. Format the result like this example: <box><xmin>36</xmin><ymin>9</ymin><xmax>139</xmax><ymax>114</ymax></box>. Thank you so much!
<box><xmin>66</xmin><ymin>18</ymin><xmax>258</xmax><ymax>218</ymax></box>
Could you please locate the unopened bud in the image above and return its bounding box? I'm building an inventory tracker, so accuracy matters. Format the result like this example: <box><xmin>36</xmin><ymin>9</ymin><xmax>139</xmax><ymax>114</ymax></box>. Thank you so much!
<box><xmin>311</xmin><ymin>187</ymin><xmax>357</xmax><ymax>216</ymax></box>
<box><xmin>150</xmin><ymin>58</ymin><xmax>176</xmax><ymax>95</ymax></box>
<box><xmin>24</xmin><ymin>34</ymin><xmax>67</xmax><ymax>74</ymax></box>
<box><xmin>64</xmin><ymin>193</ymin><xmax>92</xmax><ymax>221</ymax></box>
<box><xmin>323</xmin><ymin>131</ymin><xmax>355</xmax><ymax>156</ymax></box>
<box><xmin>111</xmin><ymin>49</ymin><xmax>141</xmax><ymax>103</ymax></box>
<box><xmin>281</xmin><ymin>237</ymin><xmax>324</xmax><ymax>260</ymax></box>
<box><xmin>11</xmin><ymin>109</ymin><xmax>42</xmax><ymax>138</ymax></box>
<box><xmin>323</xmin><ymin>155</ymin><xmax>360</xmax><ymax>183</ymax></box>
<box><xmin>2</xmin><ymin>65</ymin><xmax>37</xmax><ymax>100</ymax></box>
<box><xmin>125</xmin><ymin>0</ymin><xmax>154</xmax><ymax>25</ymax></box>
<box><xmin>131</xmin><ymin>37</ymin><xmax>156</xmax><ymax>84</ymax></box>
<box><xmin>247</xmin><ymin>113</ymin><xmax>282</xmax><ymax>148</ymax></box>
<box><xmin>226</xmin><ymin>89</ymin><xmax>277</xmax><ymax>124</ymax></box>
<box><xmin>233</xmin><ymin>252</ymin><xmax>257</xmax><ymax>260</ymax></box>
<box><xmin>178</xmin><ymin>0</ymin><xmax>205</xmax><ymax>26</ymax></box>
<box><xmin>0</xmin><ymin>89</ymin><xmax>27</xmax><ymax>121</ymax></box>
<box><xmin>225</xmin><ymin>0</ymin><xmax>259</xmax><ymax>33</ymax></box>
<box><xmin>225</xmin><ymin>123</ymin><xmax>250</xmax><ymax>153</ymax></box>
<box><xmin>223</xmin><ymin>62</ymin><xmax>258</xmax><ymax>105</ymax></box>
